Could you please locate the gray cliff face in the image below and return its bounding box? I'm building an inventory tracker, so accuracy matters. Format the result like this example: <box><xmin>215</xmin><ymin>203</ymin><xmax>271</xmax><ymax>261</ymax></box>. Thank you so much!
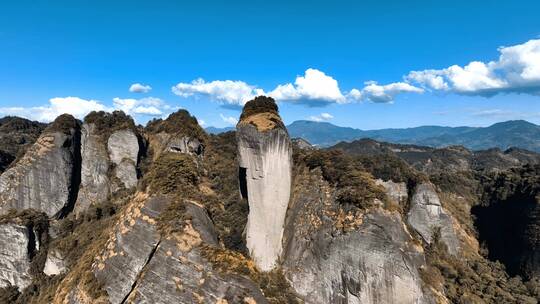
<box><xmin>92</xmin><ymin>193</ymin><xmax>165</xmax><ymax>304</ymax></box>
<box><xmin>0</xmin><ymin>127</ymin><xmax>80</xmax><ymax>218</ymax></box>
<box><xmin>282</xmin><ymin>170</ymin><xmax>432</xmax><ymax>304</ymax></box>
<box><xmin>75</xmin><ymin>123</ymin><xmax>140</xmax><ymax>214</ymax></box>
<box><xmin>0</xmin><ymin>223</ymin><xmax>37</xmax><ymax>290</ymax></box>
<box><xmin>236</xmin><ymin>124</ymin><xmax>292</xmax><ymax>271</ymax></box>
<box><xmin>124</xmin><ymin>202</ymin><xmax>268</xmax><ymax>304</ymax></box>
<box><xmin>89</xmin><ymin>194</ymin><xmax>266</xmax><ymax>304</ymax></box>
<box><xmin>407</xmin><ymin>183</ymin><xmax>460</xmax><ymax>255</ymax></box>
<box><xmin>107</xmin><ymin>129</ymin><xmax>139</xmax><ymax>189</ymax></box>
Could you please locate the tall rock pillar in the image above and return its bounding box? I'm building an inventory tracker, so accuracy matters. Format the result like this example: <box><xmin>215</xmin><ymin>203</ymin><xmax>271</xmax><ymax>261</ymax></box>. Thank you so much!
<box><xmin>236</xmin><ymin>96</ymin><xmax>292</xmax><ymax>271</ymax></box>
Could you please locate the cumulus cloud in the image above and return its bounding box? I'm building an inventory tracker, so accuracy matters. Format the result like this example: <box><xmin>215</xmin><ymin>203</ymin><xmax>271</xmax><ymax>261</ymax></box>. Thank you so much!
<box><xmin>348</xmin><ymin>81</ymin><xmax>424</xmax><ymax>103</ymax></box>
<box><xmin>0</xmin><ymin>97</ymin><xmax>110</xmax><ymax>122</ymax></box>
<box><xmin>129</xmin><ymin>83</ymin><xmax>152</xmax><ymax>93</ymax></box>
<box><xmin>220</xmin><ymin>114</ymin><xmax>238</xmax><ymax>125</ymax></box>
<box><xmin>406</xmin><ymin>39</ymin><xmax>540</xmax><ymax>96</ymax></box>
<box><xmin>0</xmin><ymin>96</ymin><xmax>175</xmax><ymax>123</ymax></box>
<box><xmin>172</xmin><ymin>78</ymin><xmax>263</xmax><ymax>107</ymax></box>
<box><xmin>172</xmin><ymin>68</ymin><xmax>419</xmax><ymax>106</ymax></box>
<box><xmin>268</xmin><ymin>68</ymin><xmax>346</xmax><ymax>105</ymax></box>
<box><xmin>309</xmin><ymin>112</ymin><xmax>334</xmax><ymax>122</ymax></box>
<box><xmin>112</xmin><ymin>97</ymin><xmax>165</xmax><ymax>116</ymax></box>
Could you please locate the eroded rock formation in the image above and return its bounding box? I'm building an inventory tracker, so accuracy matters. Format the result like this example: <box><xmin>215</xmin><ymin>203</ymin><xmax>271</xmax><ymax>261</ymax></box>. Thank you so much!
<box><xmin>407</xmin><ymin>182</ymin><xmax>460</xmax><ymax>255</ymax></box>
<box><xmin>75</xmin><ymin>112</ymin><xmax>140</xmax><ymax>213</ymax></box>
<box><xmin>236</xmin><ymin>96</ymin><xmax>292</xmax><ymax>271</ymax></box>
<box><xmin>0</xmin><ymin>115</ymin><xmax>80</xmax><ymax>218</ymax></box>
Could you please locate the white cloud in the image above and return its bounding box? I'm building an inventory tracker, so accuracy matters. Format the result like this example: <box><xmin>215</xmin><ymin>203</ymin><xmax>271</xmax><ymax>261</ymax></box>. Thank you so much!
<box><xmin>172</xmin><ymin>78</ymin><xmax>262</xmax><ymax>107</ymax></box>
<box><xmin>348</xmin><ymin>81</ymin><xmax>424</xmax><ymax>103</ymax></box>
<box><xmin>0</xmin><ymin>96</ymin><xmax>175</xmax><ymax>123</ymax></box>
<box><xmin>309</xmin><ymin>112</ymin><xmax>334</xmax><ymax>122</ymax></box>
<box><xmin>406</xmin><ymin>39</ymin><xmax>540</xmax><ymax>95</ymax></box>
<box><xmin>129</xmin><ymin>83</ymin><xmax>152</xmax><ymax>93</ymax></box>
<box><xmin>112</xmin><ymin>97</ymin><xmax>164</xmax><ymax>116</ymax></box>
<box><xmin>0</xmin><ymin>97</ymin><xmax>111</xmax><ymax>122</ymax></box>
<box><xmin>268</xmin><ymin>68</ymin><xmax>346</xmax><ymax>104</ymax></box>
<box><xmin>197</xmin><ymin>119</ymin><xmax>206</xmax><ymax>127</ymax></box>
<box><xmin>220</xmin><ymin>113</ymin><xmax>239</xmax><ymax>125</ymax></box>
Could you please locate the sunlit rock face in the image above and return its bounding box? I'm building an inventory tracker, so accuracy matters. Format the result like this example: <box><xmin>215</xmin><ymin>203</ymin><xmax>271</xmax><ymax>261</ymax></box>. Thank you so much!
<box><xmin>282</xmin><ymin>170</ymin><xmax>431</xmax><ymax>304</ymax></box>
<box><xmin>236</xmin><ymin>96</ymin><xmax>292</xmax><ymax>271</ymax></box>
<box><xmin>75</xmin><ymin>113</ymin><xmax>140</xmax><ymax>214</ymax></box>
<box><xmin>0</xmin><ymin>115</ymin><xmax>80</xmax><ymax>218</ymax></box>
<box><xmin>0</xmin><ymin>223</ymin><xmax>37</xmax><ymax>290</ymax></box>
<box><xmin>407</xmin><ymin>182</ymin><xmax>460</xmax><ymax>255</ymax></box>
<box><xmin>107</xmin><ymin>129</ymin><xmax>139</xmax><ymax>189</ymax></box>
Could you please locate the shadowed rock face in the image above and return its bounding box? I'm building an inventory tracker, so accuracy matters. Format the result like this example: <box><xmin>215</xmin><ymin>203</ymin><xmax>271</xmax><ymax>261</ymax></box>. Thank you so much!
<box><xmin>407</xmin><ymin>183</ymin><xmax>460</xmax><ymax>255</ymax></box>
<box><xmin>0</xmin><ymin>115</ymin><xmax>80</xmax><ymax>218</ymax></box>
<box><xmin>236</xmin><ymin>98</ymin><xmax>292</xmax><ymax>271</ymax></box>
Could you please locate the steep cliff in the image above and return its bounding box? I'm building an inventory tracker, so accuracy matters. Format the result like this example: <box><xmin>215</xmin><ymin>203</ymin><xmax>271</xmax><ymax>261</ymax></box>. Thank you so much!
<box><xmin>0</xmin><ymin>115</ymin><xmax>80</xmax><ymax>218</ymax></box>
<box><xmin>236</xmin><ymin>96</ymin><xmax>292</xmax><ymax>272</ymax></box>
<box><xmin>75</xmin><ymin>111</ymin><xmax>140</xmax><ymax>214</ymax></box>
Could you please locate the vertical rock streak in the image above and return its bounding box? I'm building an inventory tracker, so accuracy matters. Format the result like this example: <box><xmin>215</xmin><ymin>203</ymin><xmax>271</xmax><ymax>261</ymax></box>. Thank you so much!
<box><xmin>237</xmin><ymin>125</ymin><xmax>292</xmax><ymax>271</ymax></box>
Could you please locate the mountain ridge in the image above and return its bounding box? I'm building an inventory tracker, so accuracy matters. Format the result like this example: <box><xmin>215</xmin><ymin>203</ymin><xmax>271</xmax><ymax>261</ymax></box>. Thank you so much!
<box><xmin>208</xmin><ymin>119</ymin><xmax>540</xmax><ymax>152</ymax></box>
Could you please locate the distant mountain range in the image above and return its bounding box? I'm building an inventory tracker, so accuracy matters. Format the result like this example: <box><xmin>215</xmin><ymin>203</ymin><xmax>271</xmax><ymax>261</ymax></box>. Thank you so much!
<box><xmin>207</xmin><ymin>120</ymin><xmax>540</xmax><ymax>152</ymax></box>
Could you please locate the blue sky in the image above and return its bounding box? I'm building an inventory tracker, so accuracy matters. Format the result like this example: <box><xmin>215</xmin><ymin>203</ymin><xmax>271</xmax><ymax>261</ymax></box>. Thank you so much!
<box><xmin>1</xmin><ymin>0</ymin><xmax>540</xmax><ymax>129</ymax></box>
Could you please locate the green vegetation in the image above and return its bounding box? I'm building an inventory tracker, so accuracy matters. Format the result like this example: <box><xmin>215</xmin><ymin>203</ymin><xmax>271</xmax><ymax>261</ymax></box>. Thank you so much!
<box><xmin>145</xmin><ymin>109</ymin><xmax>207</xmax><ymax>143</ymax></box>
<box><xmin>239</xmin><ymin>96</ymin><xmax>279</xmax><ymax>121</ymax></box>
<box><xmin>143</xmin><ymin>152</ymin><xmax>200</xmax><ymax>195</ymax></box>
<box><xmin>201</xmin><ymin>245</ymin><xmax>301</xmax><ymax>304</ymax></box>
<box><xmin>422</xmin><ymin>230</ymin><xmax>537</xmax><ymax>304</ymax></box>
<box><xmin>298</xmin><ymin>149</ymin><xmax>387</xmax><ymax>210</ymax></box>
<box><xmin>46</xmin><ymin>114</ymin><xmax>80</xmax><ymax>135</ymax></box>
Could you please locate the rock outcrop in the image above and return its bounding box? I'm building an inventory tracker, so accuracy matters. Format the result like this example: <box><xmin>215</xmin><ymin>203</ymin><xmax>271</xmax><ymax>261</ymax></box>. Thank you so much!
<box><xmin>0</xmin><ymin>223</ymin><xmax>35</xmax><ymax>290</ymax></box>
<box><xmin>282</xmin><ymin>169</ymin><xmax>431</xmax><ymax>304</ymax></box>
<box><xmin>43</xmin><ymin>249</ymin><xmax>67</xmax><ymax>276</ymax></box>
<box><xmin>376</xmin><ymin>179</ymin><xmax>408</xmax><ymax>206</ymax></box>
<box><xmin>236</xmin><ymin>97</ymin><xmax>292</xmax><ymax>271</ymax></box>
<box><xmin>0</xmin><ymin>115</ymin><xmax>80</xmax><ymax>218</ymax></box>
<box><xmin>407</xmin><ymin>183</ymin><xmax>460</xmax><ymax>255</ymax></box>
<box><xmin>75</xmin><ymin>112</ymin><xmax>140</xmax><ymax>213</ymax></box>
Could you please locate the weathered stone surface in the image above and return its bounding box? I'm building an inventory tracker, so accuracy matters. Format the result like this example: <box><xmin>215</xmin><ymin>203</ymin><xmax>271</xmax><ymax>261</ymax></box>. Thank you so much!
<box><xmin>165</xmin><ymin>136</ymin><xmax>204</xmax><ymax>155</ymax></box>
<box><xmin>282</xmin><ymin>170</ymin><xmax>432</xmax><ymax>304</ymax></box>
<box><xmin>407</xmin><ymin>183</ymin><xmax>460</xmax><ymax>255</ymax></box>
<box><xmin>376</xmin><ymin>179</ymin><xmax>408</xmax><ymax>206</ymax></box>
<box><xmin>75</xmin><ymin>123</ymin><xmax>110</xmax><ymax>214</ymax></box>
<box><xmin>0</xmin><ymin>223</ymin><xmax>35</xmax><ymax>290</ymax></box>
<box><xmin>76</xmin><ymin>123</ymin><xmax>140</xmax><ymax>214</ymax></box>
<box><xmin>107</xmin><ymin>129</ymin><xmax>139</xmax><ymax>189</ymax></box>
<box><xmin>0</xmin><ymin>121</ymin><xmax>80</xmax><ymax>217</ymax></box>
<box><xmin>43</xmin><ymin>249</ymin><xmax>67</xmax><ymax>276</ymax></box>
<box><xmin>92</xmin><ymin>193</ymin><xmax>165</xmax><ymax>304</ymax></box>
<box><xmin>124</xmin><ymin>202</ymin><xmax>267</xmax><ymax>304</ymax></box>
<box><xmin>237</xmin><ymin>123</ymin><xmax>292</xmax><ymax>271</ymax></box>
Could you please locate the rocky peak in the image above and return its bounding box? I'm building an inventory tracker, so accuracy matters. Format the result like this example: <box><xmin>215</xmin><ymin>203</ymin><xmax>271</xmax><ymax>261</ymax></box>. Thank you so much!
<box><xmin>236</xmin><ymin>96</ymin><xmax>292</xmax><ymax>271</ymax></box>
<box><xmin>0</xmin><ymin>114</ymin><xmax>80</xmax><ymax>218</ymax></box>
<box><xmin>75</xmin><ymin>111</ymin><xmax>140</xmax><ymax>214</ymax></box>
<box><xmin>145</xmin><ymin>110</ymin><xmax>206</xmax><ymax>158</ymax></box>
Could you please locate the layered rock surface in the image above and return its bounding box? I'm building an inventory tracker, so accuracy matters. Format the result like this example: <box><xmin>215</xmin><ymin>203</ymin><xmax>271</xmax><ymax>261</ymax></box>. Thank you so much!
<box><xmin>236</xmin><ymin>97</ymin><xmax>292</xmax><ymax>271</ymax></box>
<box><xmin>0</xmin><ymin>115</ymin><xmax>80</xmax><ymax>218</ymax></box>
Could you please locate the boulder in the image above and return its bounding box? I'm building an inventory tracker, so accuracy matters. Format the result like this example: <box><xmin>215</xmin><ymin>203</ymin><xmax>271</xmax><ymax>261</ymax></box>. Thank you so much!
<box><xmin>43</xmin><ymin>249</ymin><xmax>67</xmax><ymax>276</ymax></box>
<box><xmin>407</xmin><ymin>183</ymin><xmax>460</xmax><ymax>255</ymax></box>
